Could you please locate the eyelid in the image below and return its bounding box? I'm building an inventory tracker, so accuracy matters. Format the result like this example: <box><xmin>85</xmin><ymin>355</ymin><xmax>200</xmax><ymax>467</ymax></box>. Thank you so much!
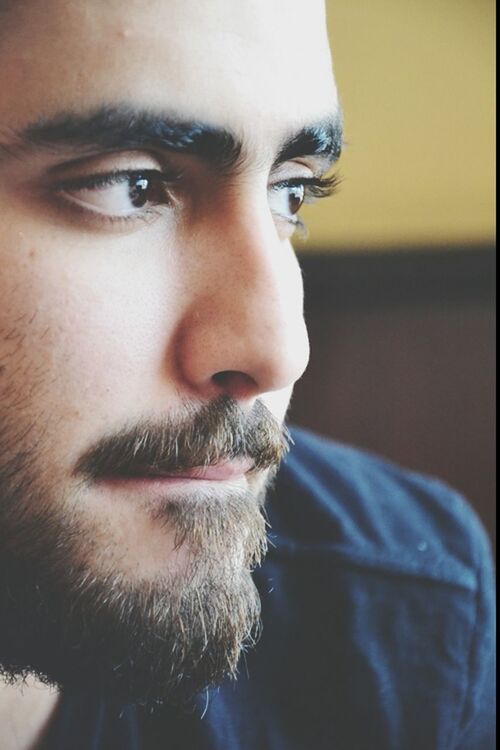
<box><xmin>270</xmin><ymin>173</ymin><xmax>342</xmax><ymax>198</ymax></box>
<box><xmin>54</xmin><ymin>167</ymin><xmax>182</xmax><ymax>192</ymax></box>
<box><xmin>45</xmin><ymin>146</ymin><xmax>173</xmax><ymax>177</ymax></box>
<box><xmin>48</xmin><ymin>167</ymin><xmax>182</xmax><ymax>230</ymax></box>
<box><xmin>268</xmin><ymin>172</ymin><xmax>342</xmax><ymax>240</ymax></box>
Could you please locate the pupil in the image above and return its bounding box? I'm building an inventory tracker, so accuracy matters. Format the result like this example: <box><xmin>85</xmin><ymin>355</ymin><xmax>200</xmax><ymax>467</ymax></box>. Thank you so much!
<box><xmin>130</xmin><ymin>176</ymin><xmax>150</xmax><ymax>208</ymax></box>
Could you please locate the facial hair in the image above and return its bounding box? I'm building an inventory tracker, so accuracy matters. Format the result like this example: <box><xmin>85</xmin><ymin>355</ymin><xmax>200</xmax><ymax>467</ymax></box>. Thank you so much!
<box><xmin>0</xmin><ymin>396</ymin><xmax>289</xmax><ymax>707</ymax></box>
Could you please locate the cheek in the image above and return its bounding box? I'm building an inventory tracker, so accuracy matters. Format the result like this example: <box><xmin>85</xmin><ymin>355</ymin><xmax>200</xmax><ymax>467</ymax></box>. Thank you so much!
<box><xmin>0</xmin><ymin>231</ymin><xmax>176</xmax><ymax>459</ymax></box>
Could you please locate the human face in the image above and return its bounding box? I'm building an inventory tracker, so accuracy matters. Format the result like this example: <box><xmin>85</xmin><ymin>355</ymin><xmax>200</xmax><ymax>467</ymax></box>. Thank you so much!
<box><xmin>0</xmin><ymin>0</ymin><xmax>341</xmax><ymax>702</ymax></box>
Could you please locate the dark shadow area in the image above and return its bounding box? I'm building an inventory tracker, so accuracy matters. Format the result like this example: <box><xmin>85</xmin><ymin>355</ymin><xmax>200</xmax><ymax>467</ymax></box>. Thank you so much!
<box><xmin>291</xmin><ymin>246</ymin><xmax>496</xmax><ymax>548</ymax></box>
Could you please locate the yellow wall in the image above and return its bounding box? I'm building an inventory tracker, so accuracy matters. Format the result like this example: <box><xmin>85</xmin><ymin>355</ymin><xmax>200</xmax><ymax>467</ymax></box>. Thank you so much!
<box><xmin>298</xmin><ymin>0</ymin><xmax>496</xmax><ymax>251</ymax></box>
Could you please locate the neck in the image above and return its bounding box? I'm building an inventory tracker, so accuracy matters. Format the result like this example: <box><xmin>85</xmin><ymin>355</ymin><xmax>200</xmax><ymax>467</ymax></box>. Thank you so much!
<box><xmin>0</xmin><ymin>676</ymin><xmax>60</xmax><ymax>750</ymax></box>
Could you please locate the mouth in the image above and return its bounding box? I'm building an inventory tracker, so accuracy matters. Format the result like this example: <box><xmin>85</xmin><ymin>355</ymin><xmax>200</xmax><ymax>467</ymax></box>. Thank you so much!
<box><xmin>97</xmin><ymin>459</ymin><xmax>256</xmax><ymax>489</ymax></box>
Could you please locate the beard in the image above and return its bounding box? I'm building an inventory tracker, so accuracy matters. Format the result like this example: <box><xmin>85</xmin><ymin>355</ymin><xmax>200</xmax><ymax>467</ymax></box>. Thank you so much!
<box><xmin>0</xmin><ymin>397</ymin><xmax>289</xmax><ymax>707</ymax></box>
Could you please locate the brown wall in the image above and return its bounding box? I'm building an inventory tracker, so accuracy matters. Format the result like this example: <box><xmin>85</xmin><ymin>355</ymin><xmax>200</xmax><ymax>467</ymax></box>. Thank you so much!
<box><xmin>290</xmin><ymin>247</ymin><xmax>496</xmax><ymax>548</ymax></box>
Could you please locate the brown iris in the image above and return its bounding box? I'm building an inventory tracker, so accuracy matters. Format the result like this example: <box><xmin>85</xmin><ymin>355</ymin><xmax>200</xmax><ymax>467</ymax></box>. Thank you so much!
<box><xmin>288</xmin><ymin>184</ymin><xmax>305</xmax><ymax>215</ymax></box>
<box><xmin>129</xmin><ymin>174</ymin><xmax>167</xmax><ymax>208</ymax></box>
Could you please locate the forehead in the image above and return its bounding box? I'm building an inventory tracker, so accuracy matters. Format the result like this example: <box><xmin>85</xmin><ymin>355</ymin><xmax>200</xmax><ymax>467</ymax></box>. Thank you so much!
<box><xmin>0</xmin><ymin>0</ymin><xmax>338</xmax><ymax>152</ymax></box>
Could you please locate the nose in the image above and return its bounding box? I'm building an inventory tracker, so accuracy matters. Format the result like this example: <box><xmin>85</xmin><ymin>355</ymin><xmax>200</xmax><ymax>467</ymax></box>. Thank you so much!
<box><xmin>174</xmin><ymin>204</ymin><xmax>310</xmax><ymax>403</ymax></box>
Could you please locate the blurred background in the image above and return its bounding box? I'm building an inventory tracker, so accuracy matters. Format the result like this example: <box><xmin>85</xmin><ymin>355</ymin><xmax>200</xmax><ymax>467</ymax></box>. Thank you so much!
<box><xmin>290</xmin><ymin>0</ymin><xmax>496</xmax><ymax>546</ymax></box>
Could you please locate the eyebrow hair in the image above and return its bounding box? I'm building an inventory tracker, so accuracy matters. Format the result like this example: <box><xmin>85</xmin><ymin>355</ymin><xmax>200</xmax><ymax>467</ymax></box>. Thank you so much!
<box><xmin>1</xmin><ymin>105</ymin><xmax>343</xmax><ymax>172</ymax></box>
<box><xmin>273</xmin><ymin>117</ymin><xmax>343</xmax><ymax>169</ymax></box>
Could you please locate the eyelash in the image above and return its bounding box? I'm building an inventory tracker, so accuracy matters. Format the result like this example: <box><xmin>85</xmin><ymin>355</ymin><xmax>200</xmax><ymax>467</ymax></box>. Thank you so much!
<box><xmin>57</xmin><ymin>169</ymin><xmax>179</xmax><ymax>192</ymax></box>
<box><xmin>281</xmin><ymin>173</ymin><xmax>341</xmax><ymax>221</ymax></box>
<box><xmin>274</xmin><ymin>173</ymin><xmax>341</xmax><ymax>201</ymax></box>
<box><xmin>270</xmin><ymin>173</ymin><xmax>342</xmax><ymax>235</ymax></box>
<box><xmin>53</xmin><ymin>169</ymin><xmax>178</xmax><ymax>224</ymax></box>
<box><xmin>53</xmin><ymin>169</ymin><xmax>341</xmax><ymax>230</ymax></box>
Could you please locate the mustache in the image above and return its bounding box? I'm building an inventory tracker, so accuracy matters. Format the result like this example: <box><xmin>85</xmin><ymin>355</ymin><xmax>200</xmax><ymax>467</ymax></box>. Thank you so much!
<box><xmin>75</xmin><ymin>396</ymin><xmax>290</xmax><ymax>481</ymax></box>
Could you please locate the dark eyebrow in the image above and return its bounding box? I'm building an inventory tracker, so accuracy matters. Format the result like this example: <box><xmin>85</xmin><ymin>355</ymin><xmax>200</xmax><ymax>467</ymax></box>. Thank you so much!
<box><xmin>1</xmin><ymin>104</ymin><xmax>343</xmax><ymax>172</ymax></box>
<box><xmin>273</xmin><ymin>116</ymin><xmax>343</xmax><ymax>171</ymax></box>
<box><xmin>12</xmin><ymin>106</ymin><xmax>243</xmax><ymax>171</ymax></box>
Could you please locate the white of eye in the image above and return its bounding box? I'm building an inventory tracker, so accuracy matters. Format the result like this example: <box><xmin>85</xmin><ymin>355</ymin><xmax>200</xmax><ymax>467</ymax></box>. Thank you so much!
<box><xmin>60</xmin><ymin>173</ymin><xmax>170</xmax><ymax>218</ymax></box>
<box><xmin>63</xmin><ymin>180</ymin><xmax>141</xmax><ymax>216</ymax></box>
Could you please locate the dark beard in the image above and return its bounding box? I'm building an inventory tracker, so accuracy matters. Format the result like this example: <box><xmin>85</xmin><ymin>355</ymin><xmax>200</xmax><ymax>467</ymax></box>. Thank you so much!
<box><xmin>0</xmin><ymin>397</ymin><xmax>287</xmax><ymax>707</ymax></box>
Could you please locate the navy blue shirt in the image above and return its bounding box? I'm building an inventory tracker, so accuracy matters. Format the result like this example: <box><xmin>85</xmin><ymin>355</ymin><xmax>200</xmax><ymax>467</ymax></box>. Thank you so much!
<box><xmin>42</xmin><ymin>428</ymin><xmax>496</xmax><ymax>749</ymax></box>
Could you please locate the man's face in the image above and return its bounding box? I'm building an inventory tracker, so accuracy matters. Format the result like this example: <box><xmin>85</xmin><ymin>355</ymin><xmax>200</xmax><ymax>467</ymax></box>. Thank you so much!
<box><xmin>0</xmin><ymin>0</ymin><xmax>340</xmax><ymax>704</ymax></box>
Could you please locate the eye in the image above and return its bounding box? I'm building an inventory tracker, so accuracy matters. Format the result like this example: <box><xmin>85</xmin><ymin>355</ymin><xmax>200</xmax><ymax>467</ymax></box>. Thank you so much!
<box><xmin>269</xmin><ymin>182</ymin><xmax>306</xmax><ymax>221</ymax></box>
<box><xmin>56</xmin><ymin>169</ymin><xmax>177</xmax><ymax>219</ymax></box>
<box><xmin>269</xmin><ymin>174</ymin><xmax>341</xmax><ymax>229</ymax></box>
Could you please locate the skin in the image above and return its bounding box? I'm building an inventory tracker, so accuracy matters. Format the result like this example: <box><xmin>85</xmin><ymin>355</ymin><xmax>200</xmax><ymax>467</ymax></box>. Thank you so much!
<box><xmin>0</xmin><ymin>0</ymin><xmax>339</xmax><ymax>746</ymax></box>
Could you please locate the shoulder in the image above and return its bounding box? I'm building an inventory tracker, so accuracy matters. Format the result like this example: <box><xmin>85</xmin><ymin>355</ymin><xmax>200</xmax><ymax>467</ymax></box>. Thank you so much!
<box><xmin>270</xmin><ymin>426</ymin><xmax>493</xmax><ymax>591</ymax></box>
<box><xmin>265</xmin><ymin>428</ymin><xmax>495</xmax><ymax>749</ymax></box>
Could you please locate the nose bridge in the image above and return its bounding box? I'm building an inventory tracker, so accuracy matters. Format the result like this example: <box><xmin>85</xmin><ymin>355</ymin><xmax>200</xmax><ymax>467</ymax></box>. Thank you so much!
<box><xmin>176</xmin><ymin>206</ymin><xmax>310</xmax><ymax>398</ymax></box>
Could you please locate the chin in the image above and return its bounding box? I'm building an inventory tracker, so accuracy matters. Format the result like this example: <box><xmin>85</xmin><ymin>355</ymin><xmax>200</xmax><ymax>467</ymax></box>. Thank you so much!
<box><xmin>0</xmin><ymin>469</ymin><xmax>269</xmax><ymax>705</ymax></box>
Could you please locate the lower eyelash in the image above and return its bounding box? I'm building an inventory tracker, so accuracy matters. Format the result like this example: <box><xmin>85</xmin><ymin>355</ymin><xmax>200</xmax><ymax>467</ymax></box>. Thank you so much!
<box><xmin>56</xmin><ymin>196</ymin><xmax>165</xmax><ymax>230</ymax></box>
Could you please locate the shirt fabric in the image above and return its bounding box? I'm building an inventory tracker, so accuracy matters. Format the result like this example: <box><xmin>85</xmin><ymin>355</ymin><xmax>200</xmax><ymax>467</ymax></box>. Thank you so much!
<box><xmin>41</xmin><ymin>427</ymin><xmax>496</xmax><ymax>750</ymax></box>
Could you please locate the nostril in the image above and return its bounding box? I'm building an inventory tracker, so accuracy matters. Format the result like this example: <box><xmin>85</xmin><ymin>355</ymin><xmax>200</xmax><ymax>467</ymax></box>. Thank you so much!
<box><xmin>212</xmin><ymin>370</ymin><xmax>258</xmax><ymax>399</ymax></box>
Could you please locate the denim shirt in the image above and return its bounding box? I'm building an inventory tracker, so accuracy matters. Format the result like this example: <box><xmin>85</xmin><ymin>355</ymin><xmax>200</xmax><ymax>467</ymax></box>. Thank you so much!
<box><xmin>42</xmin><ymin>427</ymin><xmax>496</xmax><ymax>750</ymax></box>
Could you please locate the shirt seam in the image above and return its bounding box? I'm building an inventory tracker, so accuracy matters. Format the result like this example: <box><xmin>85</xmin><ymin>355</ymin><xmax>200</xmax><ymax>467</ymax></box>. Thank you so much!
<box><xmin>266</xmin><ymin>542</ymin><xmax>477</xmax><ymax>592</ymax></box>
